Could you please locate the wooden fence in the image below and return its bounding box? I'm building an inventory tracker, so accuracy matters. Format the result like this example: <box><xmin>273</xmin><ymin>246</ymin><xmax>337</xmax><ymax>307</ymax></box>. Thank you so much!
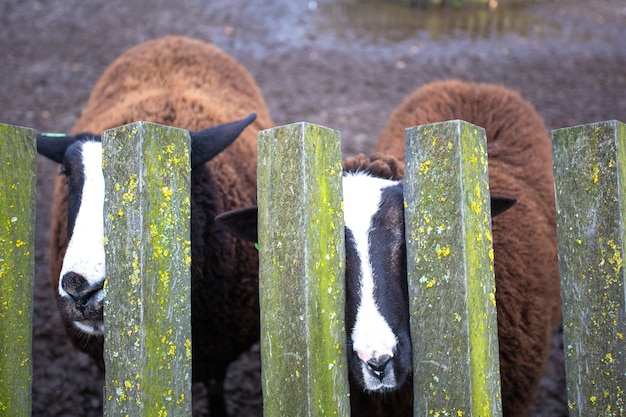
<box><xmin>0</xmin><ymin>124</ymin><xmax>36</xmax><ymax>417</ymax></box>
<box><xmin>0</xmin><ymin>119</ymin><xmax>624</xmax><ymax>416</ymax></box>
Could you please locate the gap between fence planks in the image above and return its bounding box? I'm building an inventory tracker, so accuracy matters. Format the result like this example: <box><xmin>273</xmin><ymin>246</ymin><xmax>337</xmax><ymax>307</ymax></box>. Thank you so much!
<box><xmin>0</xmin><ymin>124</ymin><xmax>36</xmax><ymax>417</ymax></box>
<box><xmin>102</xmin><ymin>122</ymin><xmax>192</xmax><ymax>416</ymax></box>
<box><xmin>257</xmin><ymin>122</ymin><xmax>350</xmax><ymax>417</ymax></box>
<box><xmin>552</xmin><ymin>120</ymin><xmax>626</xmax><ymax>416</ymax></box>
<box><xmin>404</xmin><ymin>120</ymin><xmax>503</xmax><ymax>417</ymax></box>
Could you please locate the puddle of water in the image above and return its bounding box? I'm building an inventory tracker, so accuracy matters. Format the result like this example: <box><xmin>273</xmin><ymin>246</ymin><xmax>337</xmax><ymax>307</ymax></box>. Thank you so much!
<box><xmin>312</xmin><ymin>0</ymin><xmax>564</xmax><ymax>43</ymax></box>
<box><xmin>216</xmin><ymin>0</ymin><xmax>622</xmax><ymax>61</ymax></box>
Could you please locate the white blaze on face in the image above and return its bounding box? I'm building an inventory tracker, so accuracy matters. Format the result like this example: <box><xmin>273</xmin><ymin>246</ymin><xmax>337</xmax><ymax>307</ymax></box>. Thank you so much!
<box><xmin>58</xmin><ymin>141</ymin><xmax>106</xmax><ymax>318</ymax></box>
<box><xmin>343</xmin><ymin>173</ymin><xmax>400</xmax><ymax>376</ymax></box>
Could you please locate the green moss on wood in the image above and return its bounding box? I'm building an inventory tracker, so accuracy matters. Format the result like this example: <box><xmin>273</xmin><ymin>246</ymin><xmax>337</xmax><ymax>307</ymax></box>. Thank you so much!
<box><xmin>404</xmin><ymin>120</ymin><xmax>502</xmax><ymax>416</ymax></box>
<box><xmin>552</xmin><ymin>120</ymin><xmax>626</xmax><ymax>417</ymax></box>
<box><xmin>102</xmin><ymin>122</ymin><xmax>192</xmax><ymax>417</ymax></box>
<box><xmin>0</xmin><ymin>124</ymin><xmax>36</xmax><ymax>417</ymax></box>
<box><xmin>257</xmin><ymin>122</ymin><xmax>349</xmax><ymax>417</ymax></box>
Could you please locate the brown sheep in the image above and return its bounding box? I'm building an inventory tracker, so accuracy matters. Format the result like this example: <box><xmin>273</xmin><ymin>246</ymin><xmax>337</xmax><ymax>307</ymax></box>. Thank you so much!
<box><xmin>38</xmin><ymin>36</ymin><xmax>273</xmax><ymax>416</ymax></box>
<box><xmin>214</xmin><ymin>80</ymin><xmax>558</xmax><ymax>416</ymax></box>
<box><xmin>374</xmin><ymin>79</ymin><xmax>562</xmax><ymax>417</ymax></box>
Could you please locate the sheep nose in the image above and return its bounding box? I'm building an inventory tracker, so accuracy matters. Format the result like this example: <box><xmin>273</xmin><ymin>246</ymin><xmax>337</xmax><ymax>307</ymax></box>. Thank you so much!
<box><xmin>366</xmin><ymin>354</ymin><xmax>393</xmax><ymax>380</ymax></box>
<box><xmin>61</xmin><ymin>272</ymin><xmax>104</xmax><ymax>318</ymax></box>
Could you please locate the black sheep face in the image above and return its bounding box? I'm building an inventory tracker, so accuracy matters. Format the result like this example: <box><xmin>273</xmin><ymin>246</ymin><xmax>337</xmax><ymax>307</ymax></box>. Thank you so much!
<box><xmin>342</xmin><ymin>172</ymin><xmax>413</xmax><ymax>392</ymax></box>
<box><xmin>36</xmin><ymin>114</ymin><xmax>256</xmax><ymax>336</ymax></box>
<box><xmin>215</xmin><ymin>169</ymin><xmax>515</xmax><ymax>396</ymax></box>
<box><xmin>215</xmin><ymin>171</ymin><xmax>415</xmax><ymax>393</ymax></box>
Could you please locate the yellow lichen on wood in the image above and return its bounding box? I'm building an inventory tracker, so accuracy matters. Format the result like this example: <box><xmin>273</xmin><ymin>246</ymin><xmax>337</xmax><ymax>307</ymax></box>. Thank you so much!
<box><xmin>257</xmin><ymin>122</ymin><xmax>350</xmax><ymax>417</ymax></box>
<box><xmin>0</xmin><ymin>124</ymin><xmax>36</xmax><ymax>417</ymax></box>
<box><xmin>102</xmin><ymin>122</ymin><xmax>192</xmax><ymax>417</ymax></box>
<box><xmin>405</xmin><ymin>120</ymin><xmax>502</xmax><ymax>417</ymax></box>
<box><xmin>552</xmin><ymin>120</ymin><xmax>626</xmax><ymax>417</ymax></box>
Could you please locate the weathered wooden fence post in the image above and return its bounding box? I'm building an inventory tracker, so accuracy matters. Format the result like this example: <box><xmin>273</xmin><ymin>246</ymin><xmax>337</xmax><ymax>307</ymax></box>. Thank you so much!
<box><xmin>552</xmin><ymin>120</ymin><xmax>626</xmax><ymax>416</ymax></box>
<box><xmin>257</xmin><ymin>122</ymin><xmax>349</xmax><ymax>416</ymax></box>
<box><xmin>404</xmin><ymin>120</ymin><xmax>502</xmax><ymax>417</ymax></box>
<box><xmin>102</xmin><ymin>122</ymin><xmax>192</xmax><ymax>416</ymax></box>
<box><xmin>0</xmin><ymin>124</ymin><xmax>36</xmax><ymax>417</ymax></box>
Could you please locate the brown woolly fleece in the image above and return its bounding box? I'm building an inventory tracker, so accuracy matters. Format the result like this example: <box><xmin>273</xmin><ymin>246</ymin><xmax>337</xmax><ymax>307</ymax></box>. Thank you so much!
<box><xmin>48</xmin><ymin>36</ymin><xmax>273</xmax><ymax>411</ymax></box>
<box><xmin>373</xmin><ymin>80</ymin><xmax>561</xmax><ymax>417</ymax></box>
<box><xmin>342</xmin><ymin>152</ymin><xmax>405</xmax><ymax>181</ymax></box>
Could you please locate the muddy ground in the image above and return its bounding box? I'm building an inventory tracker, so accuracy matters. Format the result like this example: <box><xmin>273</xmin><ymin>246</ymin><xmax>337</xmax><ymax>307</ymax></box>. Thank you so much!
<box><xmin>1</xmin><ymin>0</ymin><xmax>625</xmax><ymax>415</ymax></box>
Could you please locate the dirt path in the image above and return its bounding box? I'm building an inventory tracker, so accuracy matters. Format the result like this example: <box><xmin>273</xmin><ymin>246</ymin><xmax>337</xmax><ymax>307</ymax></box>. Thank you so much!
<box><xmin>1</xmin><ymin>0</ymin><xmax>624</xmax><ymax>415</ymax></box>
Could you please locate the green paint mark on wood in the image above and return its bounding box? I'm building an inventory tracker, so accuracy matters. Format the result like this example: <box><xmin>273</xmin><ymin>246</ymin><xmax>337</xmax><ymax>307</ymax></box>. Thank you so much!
<box><xmin>0</xmin><ymin>124</ymin><xmax>36</xmax><ymax>417</ymax></box>
<box><xmin>404</xmin><ymin>120</ymin><xmax>502</xmax><ymax>417</ymax></box>
<box><xmin>552</xmin><ymin>120</ymin><xmax>626</xmax><ymax>417</ymax></box>
<box><xmin>102</xmin><ymin>122</ymin><xmax>192</xmax><ymax>417</ymax></box>
<box><xmin>257</xmin><ymin>122</ymin><xmax>349</xmax><ymax>417</ymax></box>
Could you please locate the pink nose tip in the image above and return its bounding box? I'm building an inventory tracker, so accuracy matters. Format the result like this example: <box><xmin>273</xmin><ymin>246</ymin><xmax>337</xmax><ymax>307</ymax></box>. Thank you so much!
<box><xmin>356</xmin><ymin>350</ymin><xmax>394</xmax><ymax>364</ymax></box>
<box><xmin>357</xmin><ymin>351</ymin><xmax>372</xmax><ymax>363</ymax></box>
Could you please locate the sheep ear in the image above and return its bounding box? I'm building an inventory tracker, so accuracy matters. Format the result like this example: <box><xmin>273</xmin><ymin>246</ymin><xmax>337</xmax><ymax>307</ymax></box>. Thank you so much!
<box><xmin>491</xmin><ymin>195</ymin><xmax>516</xmax><ymax>217</ymax></box>
<box><xmin>190</xmin><ymin>113</ymin><xmax>257</xmax><ymax>168</ymax></box>
<box><xmin>215</xmin><ymin>206</ymin><xmax>258</xmax><ymax>242</ymax></box>
<box><xmin>36</xmin><ymin>132</ymin><xmax>98</xmax><ymax>163</ymax></box>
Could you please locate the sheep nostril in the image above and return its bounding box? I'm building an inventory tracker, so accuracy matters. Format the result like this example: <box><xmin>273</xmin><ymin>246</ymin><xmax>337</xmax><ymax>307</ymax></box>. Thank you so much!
<box><xmin>367</xmin><ymin>354</ymin><xmax>393</xmax><ymax>378</ymax></box>
<box><xmin>61</xmin><ymin>272</ymin><xmax>104</xmax><ymax>310</ymax></box>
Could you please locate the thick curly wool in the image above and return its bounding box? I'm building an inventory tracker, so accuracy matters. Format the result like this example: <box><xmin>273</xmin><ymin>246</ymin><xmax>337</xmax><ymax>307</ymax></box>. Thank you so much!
<box><xmin>47</xmin><ymin>36</ymin><xmax>273</xmax><ymax>414</ymax></box>
<box><xmin>342</xmin><ymin>153</ymin><xmax>404</xmax><ymax>180</ymax></box>
<box><xmin>374</xmin><ymin>80</ymin><xmax>561</xmax><ymax>417</ymax></box>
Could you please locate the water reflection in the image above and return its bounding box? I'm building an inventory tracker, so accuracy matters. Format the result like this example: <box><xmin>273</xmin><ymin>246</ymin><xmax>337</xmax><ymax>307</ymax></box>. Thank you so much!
<box><xmin>314</xmin><ymin>0</ymin><xmax>563</xmax><ymax>42</ymax></box>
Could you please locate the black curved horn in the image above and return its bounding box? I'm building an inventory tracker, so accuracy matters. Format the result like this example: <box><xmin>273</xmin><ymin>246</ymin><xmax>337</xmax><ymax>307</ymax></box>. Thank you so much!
<box><xmin>490</xmin><ymin>195</ymin><xmax>516</xmax><ymax>217</ymax></box>
<box><xmin>215</xmin><ymin>206</ymin><xmax>259</xmax><ymax>242</ymax></box>
<box><xmin>190</xmin><ymin>113</ymin><xmax>257</xmax><ymax>168</ymax></box>
<box><xmin>36</xmin><ymin>133</ymin><xmax>77</xmax><ymax>163</ymax></box>
<box><xmin>36</xmin><ymin>132</ymin><xmax>100</xmax><ymax>163</ymax></box>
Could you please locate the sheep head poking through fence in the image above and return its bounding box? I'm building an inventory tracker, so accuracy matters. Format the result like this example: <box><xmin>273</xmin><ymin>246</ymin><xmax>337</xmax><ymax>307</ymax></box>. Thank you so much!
<box><xmin>36</xmin><ymin>115</ymin><xmax>255</xmax><ymax>337</ymax></box>
<box><xmin>375</xmin><ymin>80</ymin><xmax>561</xmax><ymax>417</ymax></box>
<box><xmin>216</xmin><ymin>151</ymin><xmax>515</xmax><ymax>416</ymax></box>
<box><xmin>341</xmin><ymin>154</ymin><xmax>411</xmax><ymax>394</ymax></box>
<box><xmin>36</xmin><ymin>35</ymin><xmax>274</xmax><ymax>416</ymax></box>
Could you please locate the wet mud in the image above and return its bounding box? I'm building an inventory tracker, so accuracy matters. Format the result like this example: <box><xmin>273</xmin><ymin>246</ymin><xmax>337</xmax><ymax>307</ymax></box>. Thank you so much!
<box><xmin>0</xmin><ymin>0</ymin><xmax>624</xmax><ymax>415</ymax></box>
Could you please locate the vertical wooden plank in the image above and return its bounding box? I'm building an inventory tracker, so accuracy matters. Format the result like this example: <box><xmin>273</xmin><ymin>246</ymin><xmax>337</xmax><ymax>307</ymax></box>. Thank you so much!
<box><xmin>404</xmin><ymin>120</ymin><xmax>502</xmax><ymax>417</ymax></box>
<box><xmin>552</xmin><ymin>120</ymin><xmax>626</xmax><ymax>416</ymax></box>
<box><xmin>257</xmin><ymin>122</ymin><xmax>349</xmax><ymax>417</ymax></box>
<box><xmin>102</xmin><ymin>122</ymin><xmax>192</xmax><ymax>416</ymax></box>
<box><xmin>0</xmin><ymin>124</ymin><xmax>36</xmax><ymax>417</ymax></box>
